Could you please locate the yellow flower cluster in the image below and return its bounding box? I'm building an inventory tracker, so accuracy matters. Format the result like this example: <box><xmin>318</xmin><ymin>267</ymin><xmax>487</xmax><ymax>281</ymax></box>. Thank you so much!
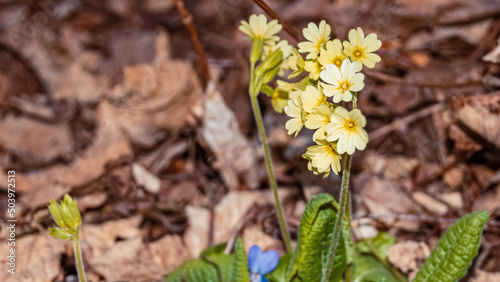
<box><xmin>239</xmin><ymin>15</ymin><xmax>382</xmax><ymax>177</ymax></box>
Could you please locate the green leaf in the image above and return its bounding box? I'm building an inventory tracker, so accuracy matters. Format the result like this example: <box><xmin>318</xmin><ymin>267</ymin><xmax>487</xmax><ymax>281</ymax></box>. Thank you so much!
<box><xmin>201</xmin><ymin>243</ymin><xmax>232</xmax><ymax>281</ymax></box>
<box><xmin>286</xmin><ymin>193</ymin><xmax>347</xmax><ymax>282</ymax></box>
<box><xmin>266</xmin><ymin>254</ymin><xmax>292</xmax><ymax>282</ymax></box>
<box><xmin>358</xmin><ymin>232</ymin><xmax>397</xmax><ymax>261</ymax></box>
<box><xmin>165</xmin><ymin>259</ymin><xmax>219</xmax><ymax>282</ymax></box>
<box><xmin>413</xmin><ymin>211</ymin><xmax>489</xmax><ymax>282</ymax></box>
<box><xmin>353</xmin><ymin>255</ymin><xmax>399</xmax><ymax>282</ymax></box>
<box><xmin>231</xmin><ymin>238</ymin><xmax>250</xmax><ymax>282</ymax></box>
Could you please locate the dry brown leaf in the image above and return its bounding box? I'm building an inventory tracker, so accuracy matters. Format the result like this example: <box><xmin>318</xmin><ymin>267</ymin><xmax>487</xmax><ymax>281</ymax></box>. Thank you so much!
<box><xmin>83</xmin><ymin>215</ymin><xmax>190</xmax><ymax>280</ymax></box>
<box><xmin>361</xmin><ymin>177</ymin><xmax>416</xmax><ymax>217</ymax></box>
<box><xmin>473</xmin><ymin>270</ymin><xmax>500</xmax><ymax>282</ymax></box>
<box><xmin>474</xmin><ymin>184</ymin><xmax>500</xmax><ymax>213</ymax></box>
<box><xmin>443</xmin><ymin>165</ymin><xmax>466</xmax><ymax>190</ymax></box>
<box><xmin>387</xmin><ymin>241</ymin><xmax>430</xmax><ymax>275</ymax></box>
<box><xmin>0</xmin><ymin>115</ymin><xmax>72</xmax><ymax>162</ymax></box>
<box><xmin>184</xmin><ymin>206</ymin><xmax>210</xmax><ymax>258</ymax></box>
<box><xmin>184</xmin><ymin>189</ymin><xmax>295</xmax><ymax>257</ymax></box>
<box><xmin>109</xmin><ymin>31</ymin><xmax>200</xmax><ymax>149</ymax></box>
<box><xmin>18</xmin><ymin>101</ymin><xmax>133</xmax><ymax>208</ymax></box>
<box><xmin>243</xmin><ymin>225</ymin><xmax>285</xmax><ymax>255</ymax></box>
<box><xmin>438</xmin><ymin>192</ymin><xmax>464</xmax><ymax>210</ymax></box>
<box><xmin>365</xmin><ymin>153</ymin><xmax>419</xmax><ymax>179</ymax></box>
<box><xmin>458</xmin><ymin>104</ymin><xmax>500</xmax><ymax>148</ymax></box>
<box><xmin>0</xmin><ymin>233</ymin><xmax>65</xmax><ymax>282</ymax></box>
<box><xmin>449</xmin><ymin>124</ymin><xmax>483</xmax><ymax>151</ymax></box>
<box><xmin>412</xmin><ymin>191</ymin><xmax>449</xmax><ymax>215</ymax></box>
<box><xmin>89</xmin><ymin>236</ymin><xmax>190</xmax><ymax>281</ymax></box>
<box><xmin>132</xmin><ymin>163</ymin><xmax>161</xmax><ymax>194</ymax></box>
<box><xmin>202</xmin><ymin>87</ymin><xmax>258</xmax><ymax>190</ymax></box>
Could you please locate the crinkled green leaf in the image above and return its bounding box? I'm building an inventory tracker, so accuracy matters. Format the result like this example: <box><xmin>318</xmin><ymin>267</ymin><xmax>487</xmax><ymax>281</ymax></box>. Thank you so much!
<box><xmin>166</xmin><ymin>239</ymin><xmax>248</xmax><ymax>282</ymax></box>
<box><xmin>266</xmin><ymin>254</ymin><xmax>292</xmax><ymax>282</ymax></box>
<box><xmin>358</xmin><ymin>232</ymin><xmax>397</xmax><ymax>261</ymax></box>
<box><xmin>286</xmin><ymin>193</ymin><xmax>347</xmax><ymax>282</ymax></box>
<box><xmin>413</xmin><ymin>211</ymin><xmax>489</xmax><ymax>282</ymax></box>
<box><xmin>231</xmin><ymin>238</ymin><xmax>250</xmax><ymax>282</ymax></box>
<box><xmin>353</xmin><ymin>255</ymin><xmax>398</xmax><ymax>282</ymax></box>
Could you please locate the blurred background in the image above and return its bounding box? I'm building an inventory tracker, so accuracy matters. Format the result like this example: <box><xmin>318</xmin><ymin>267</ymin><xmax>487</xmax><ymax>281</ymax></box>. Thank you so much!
<box><xmin>0</xmin><ymin>0</ymin><xmax>500</xmax><ymax>281</ymax></box>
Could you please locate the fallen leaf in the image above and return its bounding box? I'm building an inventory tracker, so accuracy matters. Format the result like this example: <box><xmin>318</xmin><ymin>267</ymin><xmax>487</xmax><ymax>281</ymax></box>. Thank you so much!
<box><xmin>437</xmin><ymin>192</ymin><xmax>464</xmax><ymax>210</ymax></box>
<box><xmin>0</xmin><ymin>233</ymin><xmax>65</xmax><ymax>282</ymax></box>
<box><xmin>18</xmin><ymin>101</ymin><xmax>133</xmax><ymax>208</ymax></box>
<box><xmin>361</xmin><ymin>177</ymin><xmax>416</xmax><ymax>217</ymax></box>
<box><xmin>412</xmin><ymin>191</ymin><xmax>449</xmax><ymax>215</ymax></box>
<box><xmin>0</xmin><ymin>115</ymin><xmax>72</xmax><ymax>162</ymax></box>
<box><xmin>243</xmin><ymin>225</ymin><xmax>285</xmax><ymax>255</ymax></box>
<box><xmin>132</xmin><ymin>163</ymin><xmax>161</xmax><ymax>194</ymax></box>
<box><xmin>457</xmin><ymin>104</ymin><xmax>500</xmax><ymax>148</ymax></box>
<box><xmin>89</xmin><ymin>235</ymin><xmax>190</xmax><ymax>281</ymax></box>
<box><xmin>387</xmin><ymin>240</ymin><xmax>430</xmax><ymax>273</ymax></box>
<box><xmin>183</xmin><ymin>189</ymin><xmax>295</xmax><ymax>257</ymax></box>
<box><xmin>473</xmin><ymin>270</ymin><xmax>500</xmax><ymax>282</ymax></box>
<box><xmin>202</xmin><ymin>86</ymin><xmax>258</xmax><ymax>190</ymax></box>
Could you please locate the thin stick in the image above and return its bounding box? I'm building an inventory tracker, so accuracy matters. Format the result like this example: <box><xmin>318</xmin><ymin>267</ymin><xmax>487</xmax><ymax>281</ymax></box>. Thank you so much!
<box><xmin>172</xmin><ymin>0</ymin><xmax>211</xmax><ymax>85</ymax></box>
<box><xmin>251</xmin><ymin>0</ymin><xmax>302</xmax><ymax>42</ymax></box>
<box><xmin>368</xmin><ymin>103</ymin><xmax>443</xmax><ymax>140</ymax></box>
<box><xmin>364</xmin><ymin>69</ymin><xmax>481</xmax><ymax>88</ymax></box>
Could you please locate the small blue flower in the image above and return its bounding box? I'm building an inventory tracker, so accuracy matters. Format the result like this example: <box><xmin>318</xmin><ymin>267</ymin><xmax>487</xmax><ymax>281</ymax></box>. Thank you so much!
<box><xmin>248</xmin><ymin>245</ymin><xmax>279</xmax><ymax>282</ymax></box>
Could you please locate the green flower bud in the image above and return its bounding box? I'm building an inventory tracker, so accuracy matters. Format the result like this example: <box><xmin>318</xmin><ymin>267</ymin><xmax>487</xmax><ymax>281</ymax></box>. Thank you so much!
<box><xmin>259</xmin><ymin>49</ymin><xmax>283</xmax><ymax>74</ymax></box>
<box><xmin>48</xmin><ymin>199</ymin><xmax>67</xmax><ymax>229</ymax></box>
<box><xmin>47</xmin><ymin>194</ymin><xmax>82</xmax><ymax>241</ymax></box>
<box><xmin>251</xmin><ymin>38</ymin><xmax>264</xmax><ymax>65</ymax></box>
<box><xmin>262</xmin><ymin>64</ymin><xmax>280</xmax><ymax>84</ymax></box>
<box><xmin>49</xmin><ymin>227</ymin><xmax>72</xmax><ymax>240</ymax></box>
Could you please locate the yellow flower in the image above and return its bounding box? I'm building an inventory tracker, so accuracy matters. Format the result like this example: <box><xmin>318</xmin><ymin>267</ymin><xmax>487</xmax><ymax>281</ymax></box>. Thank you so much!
<box><xmin>284</xmin><ymin>95</ymin><xmax>307</xmax><ymax>136</ymax></box>
<box><xmin>320</xmin><ymin>60</ymin><xmax>364</xmax><ymax>103</ymax></box>
<box><xmin>270</xmin><ymin>85</ymin><xmax>289</xmax><ymax>113</ymax></box>
<box><xmin>343</xmin><ymin>27</ymin><xmax>382</xmax><ymax>71</ymax></box>
<box><xmin>305</xmin><ymin>104</ymin><xmax>332</xmax><ymax>140</ymax></box>
<box><xmin>325</xmin><ymin>107</ymin><xmax>368</xmax><ymax>155</ymax></box>
<box><xmin>303</xmin><ymin>140</ymin><xmax>341</xmax><ymax>177</ymax></box>
<box><xmin>304</xmin><ymin>60</ymin><xmax>321</xmax><ymax>80</ymax></box>
<box><xmin>298</xmin><ymin>20</ymin><xmax>331</xmax><ymax>60</ymax></box>
<box><xmin>318</xmin><ymin>39</ymin><xmax>347</xmax><ymax>69</ymax></box>
<box><xmin>301</xmin><ymin>85</ymin><xmax>326</xmax><ymax>113</ymax></box>
<box><xmin>239</xmin><ymin>14</ymin><xmax>282</xmax><ymax>45</ymax></box>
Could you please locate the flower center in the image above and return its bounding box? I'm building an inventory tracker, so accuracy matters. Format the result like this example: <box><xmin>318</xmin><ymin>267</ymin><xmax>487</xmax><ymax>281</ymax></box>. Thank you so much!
<box><xmin>335</xmin><ymin>59</ymin><xmax>341</xmax><ymax>66</ymax></box>
<box><xmin>347</xmin><ymin>121</ymin><xmax>355</xmax><ymax>128</ymax></box>
<box><xmin>354</xmin><ymin>50</ymin><xmax>362</xmax><ymax>57</ymax></box>
<box><xmin>341</xmin><ymin>83</ymin><xmax>348</xmax><ymax>90</ymax></box>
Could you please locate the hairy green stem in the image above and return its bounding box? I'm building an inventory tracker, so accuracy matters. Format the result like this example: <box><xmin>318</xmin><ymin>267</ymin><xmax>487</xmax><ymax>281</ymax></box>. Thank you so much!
<box><xmin>322</xmin><ymin>153</ymin><xmax>352</xmax><ymax>282</ymax></box>
<box><xmin>345</xmin><ymin>190</ymin><xmax>353</xmax><ymax>282</ymax></box>
<box><xmin>73</xmin><ymin>240</ymin><xmax>87</xmax><ymax>282</ymax></box>
<box><xmin>249</xmin><ymin>93</ymin><xmax>293</xmax><ymax>253</ymax></box>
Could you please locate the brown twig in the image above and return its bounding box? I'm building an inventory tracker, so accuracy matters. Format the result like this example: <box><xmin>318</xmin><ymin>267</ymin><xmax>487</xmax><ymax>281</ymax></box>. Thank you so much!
<box><xmin>368</xmin><ymin>103</ymin><xmax>444</xmax><ymax>140</ymax></box>
<box><xmin>251</xmin><ymin>0</ymin><xmax>302</xmax><ymax>42</ymax></box>
<box><xmin>363</xmin><ymin>69</ymin><xmax>482</xmax><ymax>88</ymax></box>
<box><xmin>173</xmin><ymin>0</ymin><xmax>211</xmax><ymax>86</ymax></box>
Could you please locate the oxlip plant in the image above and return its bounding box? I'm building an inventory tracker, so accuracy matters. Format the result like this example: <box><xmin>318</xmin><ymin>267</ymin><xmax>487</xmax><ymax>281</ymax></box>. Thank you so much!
<box><xmin>163</xmin><ymin>14</ymin><xmax>490</xmax><ymax>282</ymax></box>
<box><xmin>44</xmin><ymin>14</ymin><xmax>490</xmax><ymax>282</ymax></box>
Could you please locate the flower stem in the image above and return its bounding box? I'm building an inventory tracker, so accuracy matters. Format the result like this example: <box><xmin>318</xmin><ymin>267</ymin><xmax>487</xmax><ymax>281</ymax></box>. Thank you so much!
<box><xmin>73</xmin><ymin>240</ymin><xmax>87</xmax><ymax>282</ymax></box>
<box><xmin>322</xmin><ymin>153</ymin><xmax>352</xmax><ymax>282</ymax></box>
<box><xmin>249</xmin><ymin>93</ymin><xmax>293</xmax><ymax>253</ymax></box>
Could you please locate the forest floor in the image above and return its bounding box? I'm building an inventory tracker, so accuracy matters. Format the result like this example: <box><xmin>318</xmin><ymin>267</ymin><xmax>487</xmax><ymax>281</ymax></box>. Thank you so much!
<box><xmin>0</xmin><ymin>0</ymin><xmax>500</xmax><ymax>281</ymax></box>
